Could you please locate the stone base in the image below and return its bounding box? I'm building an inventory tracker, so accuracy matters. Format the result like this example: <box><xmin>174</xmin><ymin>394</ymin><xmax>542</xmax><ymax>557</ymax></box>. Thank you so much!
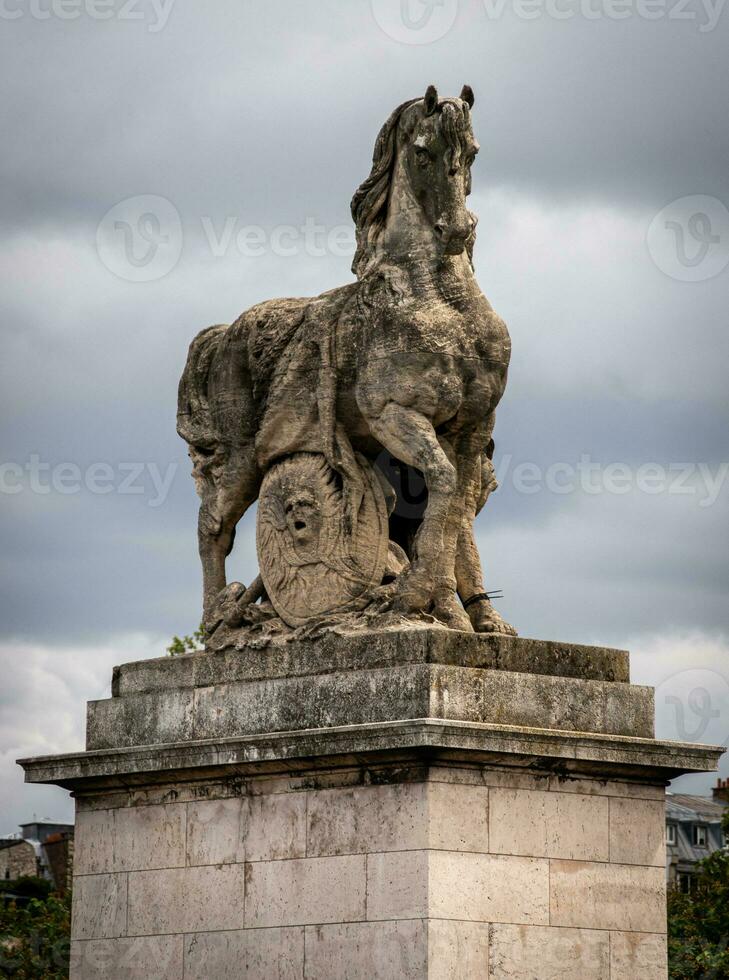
<box><xmin>19</xmin><ymin>631</ymin><xmax>723</xmax><ymax>979</ymax></box>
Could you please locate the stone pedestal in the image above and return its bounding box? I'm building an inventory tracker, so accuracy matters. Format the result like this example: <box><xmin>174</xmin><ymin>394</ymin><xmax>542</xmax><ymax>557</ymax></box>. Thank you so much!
<box><xmin>20</xmin><ymin>630</ymin><xmax>723</xmax><ymax>979</ymax></box>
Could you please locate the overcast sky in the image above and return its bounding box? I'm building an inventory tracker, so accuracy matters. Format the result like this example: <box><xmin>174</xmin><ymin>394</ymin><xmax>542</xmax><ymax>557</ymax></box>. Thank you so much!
<box><xmin>1</xmin><ymin>0</ymin><xmax>728</xmax><ymax>833</ymax></box>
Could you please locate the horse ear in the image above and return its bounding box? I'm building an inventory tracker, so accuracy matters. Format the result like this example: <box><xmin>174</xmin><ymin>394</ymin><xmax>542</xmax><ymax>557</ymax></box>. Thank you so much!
<box><xmin>423</xmin><ymin>85</ymin><xmax>439</xmax><ymax>116</ymax></box>
<box><xmin>460</xmin><ymin>84</ymin><xmax>475</xmax><ymax>109</ymax></box>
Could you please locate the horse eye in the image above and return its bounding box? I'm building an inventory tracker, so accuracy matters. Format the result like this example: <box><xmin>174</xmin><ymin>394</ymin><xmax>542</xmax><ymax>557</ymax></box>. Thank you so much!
<box><xmin>414</xmin><ymin>146</ymin><xmax>430</xmax><ymax>162</ymax></box>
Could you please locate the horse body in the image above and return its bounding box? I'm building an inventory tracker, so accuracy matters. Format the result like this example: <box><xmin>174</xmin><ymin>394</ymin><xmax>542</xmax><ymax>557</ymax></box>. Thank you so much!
<box><xmin>178</xmin><ymin>85</ymin><xmax>515</xmax><ymax>636</ymax></box>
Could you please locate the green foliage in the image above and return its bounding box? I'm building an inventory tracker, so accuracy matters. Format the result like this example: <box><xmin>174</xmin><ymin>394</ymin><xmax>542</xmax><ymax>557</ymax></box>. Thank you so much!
<box><xmin>0</xmin><ymin>890</ymin><xmax>71</xmax><ymax>979</ymax></box>
<box><xmin>166</xmin><ymin>622</ymin><xmax>206</xmax><ymax>656</ymax></box>
<box><xmin>0</xmin><ymin>877</ymin><xmax>51</xmax><ymax>901</ymax></box>
<box><xmin>668</xmin><ymin>810</ymin><xmax>729</xmax><ymax>978</ymax></box>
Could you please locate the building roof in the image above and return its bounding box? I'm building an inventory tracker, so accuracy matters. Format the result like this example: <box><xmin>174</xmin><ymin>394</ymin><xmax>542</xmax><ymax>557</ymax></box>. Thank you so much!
<box><xmin>0</xmin><ymin>839</ymin><xmax>31</xmax><ymax>851</ymax></box>
<box><xmin>666</xmin><ymin>793</ymin><xmax>728</xmax><ymax>822</ymax></box>
<box><xmin>18</xmin><ymin>820</ymin><xmax>74</xmax><ymax>829</ymax></box>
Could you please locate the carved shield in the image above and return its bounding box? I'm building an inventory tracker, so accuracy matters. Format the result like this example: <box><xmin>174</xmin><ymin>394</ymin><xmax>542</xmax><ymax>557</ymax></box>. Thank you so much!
<box><xmin>256</xmin><ymin>452</ymin><xmax>389</xmax><ymax>627</ymax></box>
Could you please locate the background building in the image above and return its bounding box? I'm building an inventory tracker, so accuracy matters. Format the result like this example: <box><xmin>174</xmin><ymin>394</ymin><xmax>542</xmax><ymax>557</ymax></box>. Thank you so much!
<box><xmin>0</xmin><ymin>839</ymin><xmax>36</xmax><ymax>882</ymax></box>
<box><xmin>0</xmin><ymin>819</ymin><xmax>74</xmax><ymax>894</ymax></box>
<box><xmin>666</xmin><ymin>779</ymin><xmax>729</xmax><ymax>892</ymax></box>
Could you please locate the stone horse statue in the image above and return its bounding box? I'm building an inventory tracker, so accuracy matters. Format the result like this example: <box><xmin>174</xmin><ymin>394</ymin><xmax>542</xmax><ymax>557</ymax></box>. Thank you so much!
<box><xmin>177</xmin><ymin>85</ymin><xmax>516</xmax><ymax>639</ymax></box>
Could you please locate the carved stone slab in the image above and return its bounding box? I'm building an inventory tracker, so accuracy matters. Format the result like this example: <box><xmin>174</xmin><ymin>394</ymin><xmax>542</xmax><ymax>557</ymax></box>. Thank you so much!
<box><xmin>256</xmin><ymin>452</ymin><xmax>389</xmax><ymax>626</ymax></box>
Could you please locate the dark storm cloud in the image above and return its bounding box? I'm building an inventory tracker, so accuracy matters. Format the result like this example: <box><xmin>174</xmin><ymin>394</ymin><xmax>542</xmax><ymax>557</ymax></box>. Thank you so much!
<box><xmin>1</xmin><ymin>0</ymin><xmax>728</xmax><ymax>233</ymax></box>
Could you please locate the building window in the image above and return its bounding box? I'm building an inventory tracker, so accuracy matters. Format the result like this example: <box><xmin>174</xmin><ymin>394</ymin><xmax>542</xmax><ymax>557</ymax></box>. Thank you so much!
<box><xmin>666</xmin><ymin>823</ymin><xmax>677</xmax><ymax>845</ymax></box>
<box><xmin>678</xmin><ymin>873</ymin><xmax>694</xmax><ymax>894</ymax></box>
<box><xmin>693</xmin><ymin>824</ymin><xmax>707</xmax><ymax>847</ymax></box>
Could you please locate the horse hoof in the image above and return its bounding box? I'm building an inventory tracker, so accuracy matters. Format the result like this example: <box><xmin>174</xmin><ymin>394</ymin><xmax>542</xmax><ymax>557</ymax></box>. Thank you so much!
<box><xmin>433</xmin><ymin>595</ymin><xmax>473</xmax><ymax>632</ymax></box>
<box><xmin>389</xmin><ymin>569</ymin><xmax>433</xmax><ymax>614</ymax></box>
<box><xmin>469</xmin><ymin>602</ymin><xmax>517</xmax><ymax>636</ymax></box>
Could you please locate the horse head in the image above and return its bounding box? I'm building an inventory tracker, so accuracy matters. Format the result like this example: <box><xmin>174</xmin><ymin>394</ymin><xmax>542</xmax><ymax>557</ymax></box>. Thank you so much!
<box><xmin>351</xmin><ymin>84</ymin><xmax>479</xmax><ymax>277</ymax></box>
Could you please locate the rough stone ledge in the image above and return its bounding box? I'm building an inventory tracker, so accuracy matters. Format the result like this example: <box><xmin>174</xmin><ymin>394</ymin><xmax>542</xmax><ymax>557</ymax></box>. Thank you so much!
<box><xmin>89</xmin><ymin>664</ymin><xmax>653</xmax><ymax>751</ymax></box>
<box><xmin>18</xmin><ymin>718</ymin><xmax>723</xmax><ymax>792</ymax></box>
<box><xmin>111</xmin><ymin>632</ymin><xmax>630</xmax><ymax>698</ymax></box>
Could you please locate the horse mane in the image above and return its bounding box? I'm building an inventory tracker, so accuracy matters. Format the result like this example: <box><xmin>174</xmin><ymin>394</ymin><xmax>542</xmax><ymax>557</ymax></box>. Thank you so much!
<box><xmin>350</xmin><ymin>99</ymin><xmax>419</xmax><ymax>279</ymax></box>
<box><xmin>350</xmin><ymin>97</ymin><xmax>476</xmax><ymax>278</ymax></box>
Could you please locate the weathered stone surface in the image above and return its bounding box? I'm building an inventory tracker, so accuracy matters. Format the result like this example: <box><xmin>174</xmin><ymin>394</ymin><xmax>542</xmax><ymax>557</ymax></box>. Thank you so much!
<box><xmin>184</xmin><ymin>798</ymin><xmax>244</xmax><ymax>867</ymax></box>
<box><xmin>609</xmin><ymin>796</ymin><xmax>666</xmax><ymax>866</ymax></box>
<box><xmin>429</xmin><ymin>851</ymin><xmax>550</xmax><ymax>924</ymax></box>
<box><xmin>429</xmin><ymin>781</ymin><xmax>489</xmax><ymax>851</ymax></box>
<box><xmin>70</xmin><ymin>936</ymin><xmax>183</xmax><ymax>979</ymax></box>
<box><xmin>115</xmin><ymin>803</ymin><xmax>187</xmax><ymax>872</ymax></box>
<box><xmin>367</xmin><ymin>850</ymin><xmax>430</xmax><ymax>920</ymax></box>
<box><xmin>71</xmin><ymin>873</ymin><xmax>127</xmax><ymax>941</ymax></box>
<box><xmin>544</xmin><ymin>774</ymin><xmax>666</xmax><ymax>800</ymax></box>
<box><xmin>86</xmin><ymin>689</ymin><xmax>193</xmax><ymax>751</ymax></box>
<box><xmin>75</xmin><ymin>803</ymin><xmax>187</xmax><ymax>875</ymax></box>
<box><xmin>184</xmin><ymin>928</ymin><xmax>304</xmax><ymax>980</ymax></box>
<box><xmin>74</xmin><ymin>809</ymin><xmax>115</xmax><ymax>876</ymax></box>
<box><xmin>550</xmin><ymin>860</ymin><xmax>666</xmax><ymax>932</ymax></box>
<box><xmin>20</xmin><ymin>717</ymin><xmax>723</xmax><ymax>791</ymax></box>
<box><xmin>489</xmin><ymin>787</ymin><xmax>609</xmax><ymax>861</ymax></box>
<box><xmin>244</xmin><ymin>854</ymin><xmax>367</xmax><ymax>927</ymax></box>
<box><xmin>428</xmin><ymin>919</ymin><xmax>491</xmax><ymax>978</ymax></box>
<box><xmin>610</xmin><ymin>930</ymin><xmax>668</xmax><ymax>979</ymax></box>
<box><xmin>126</xmin><ymin>865</ymin><xmax>245</xmax><ymax>935</ymax></box>
<box><xmin>307</xmin><ymin>782</ymin><xmax>428</xmax><ymax>856</ymax></box>
<box><xmin>489</xmin><ymin>923</ymin><xmax>609</xmax><ymax>979</ymax></box>
<box><xmin>367</xmin><ymin>849</ymin><xmax>550</xmax><ymax>925</ymax></box>
<box><xmin>186</xmin><ymin>793</ymin><xmax>307</xmax><ymax>866</ymax></box>
<box><xmin>87</xmin><ymin>661</ymin><xmax>653</xmax><ymax>750</ymax></box>
<box><xmin>305</xmin><ymin>921</ymin><xmax>426</xmax><ymax>979</ymax></box>
<box><xmin>112</xmin><ymin>632</ymin><xmax>630</xmax><ymax>696</ymax></box>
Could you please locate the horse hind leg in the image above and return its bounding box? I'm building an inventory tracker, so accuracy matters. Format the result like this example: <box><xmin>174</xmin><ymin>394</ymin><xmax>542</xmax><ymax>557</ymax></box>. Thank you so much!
<box><xmin>193</xmin><ymin>444</ymin><xmax>260</xmax><ymax>626</ymax></box>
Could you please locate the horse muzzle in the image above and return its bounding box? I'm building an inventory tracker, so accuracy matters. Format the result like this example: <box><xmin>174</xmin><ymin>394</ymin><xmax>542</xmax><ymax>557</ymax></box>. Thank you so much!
<box><xmin>434</xmin><ymin>216</ymin><xmax>475</xmax><ymax>255</ymax></box>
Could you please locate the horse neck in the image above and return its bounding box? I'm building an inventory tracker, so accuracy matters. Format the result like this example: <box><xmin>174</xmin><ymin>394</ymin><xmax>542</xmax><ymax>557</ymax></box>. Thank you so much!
<box><xmin>374</xmin><ymin>161</ymin><xmax>477</xmax><ymax>302</ymax></box>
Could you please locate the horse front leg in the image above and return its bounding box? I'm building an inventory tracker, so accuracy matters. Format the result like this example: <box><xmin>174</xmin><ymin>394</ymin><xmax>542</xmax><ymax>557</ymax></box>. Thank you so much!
<box><xmin>455</xmin><ymin>452</ymin><xmax>517</xmax><ymax>635</ymax></box>
<box><xmin>366</xmin><ymin>403</ymin><xmax>456</xmax><ymax>613</ymax></box>
<box><xmin>429</xmin><ymin>432</ymin><xmax>481</xmax><ymax>632</ymax></box>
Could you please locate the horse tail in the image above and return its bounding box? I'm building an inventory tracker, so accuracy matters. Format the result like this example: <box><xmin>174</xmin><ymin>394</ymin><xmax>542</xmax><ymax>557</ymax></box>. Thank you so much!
<box><xmin>176</xmin><ymin>323</ymin><xmax>229</xmax><ymax>451</ymax></box>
